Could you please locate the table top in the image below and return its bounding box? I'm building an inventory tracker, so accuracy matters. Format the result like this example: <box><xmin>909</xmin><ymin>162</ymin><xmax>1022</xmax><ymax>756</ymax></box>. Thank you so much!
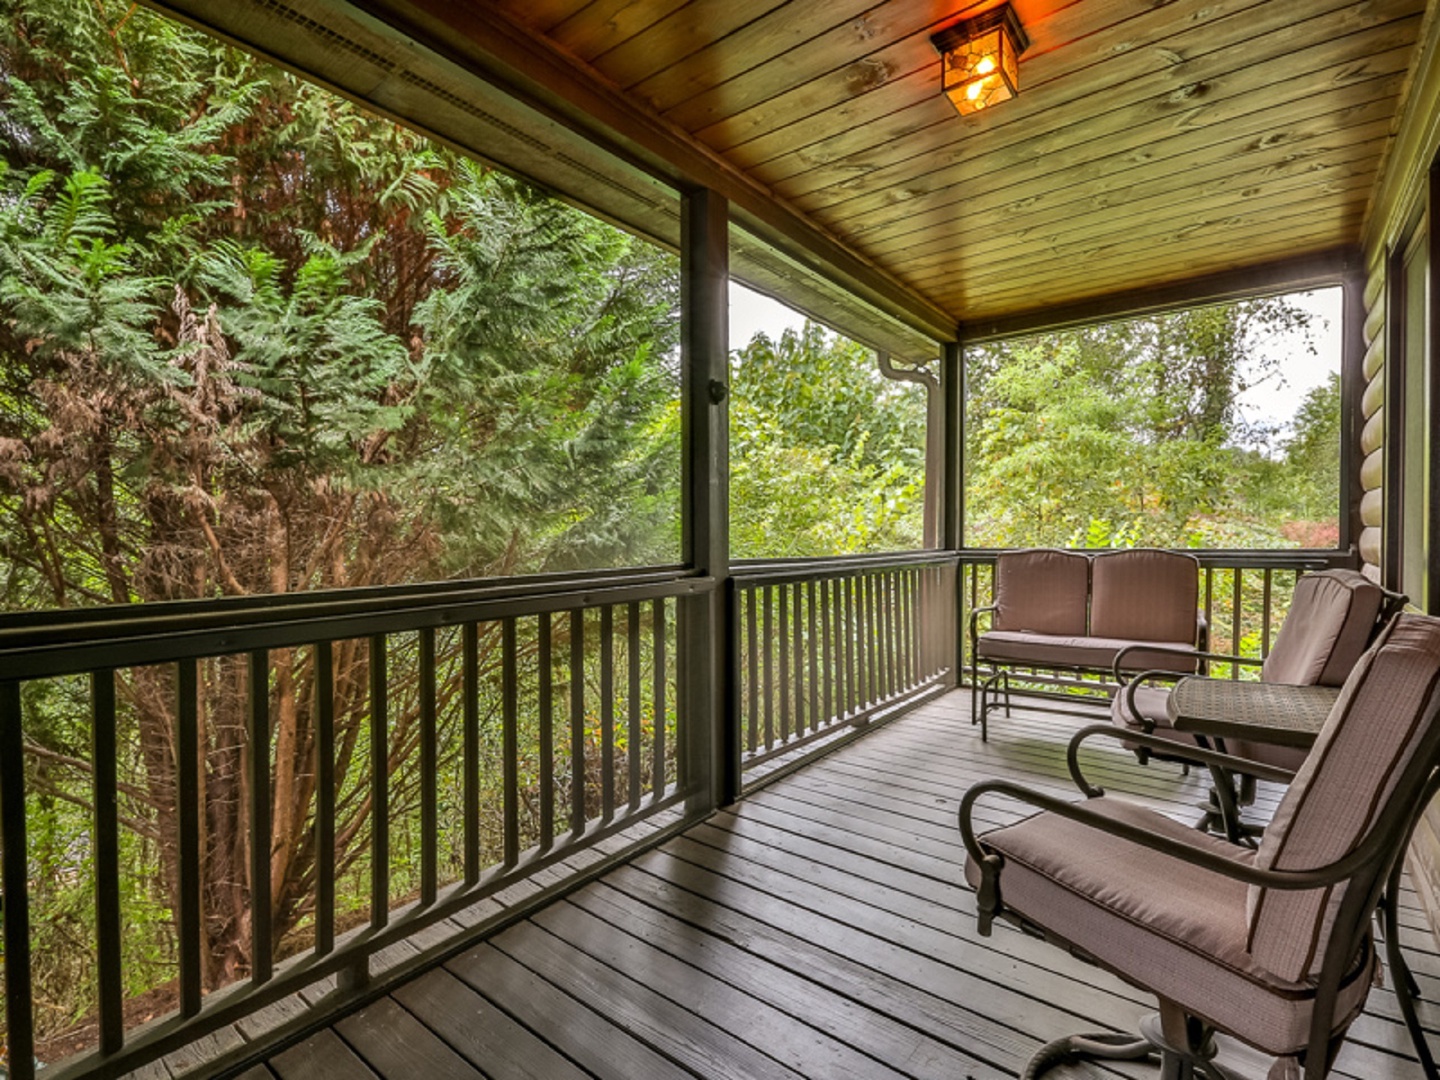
<box><xmin>1166</xmin><ymin>678</ymin><xmax>1340</xmax><ymax>748</ymax></box>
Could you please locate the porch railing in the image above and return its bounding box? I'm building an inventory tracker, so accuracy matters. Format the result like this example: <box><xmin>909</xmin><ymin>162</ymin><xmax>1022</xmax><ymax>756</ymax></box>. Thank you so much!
<box><xmin>0</xmin><ymin>545</ymin><xmax>1351</xmax><ymax>1079</ymax></box>
<box><xmin>731</xmin><ymin>552</ymin><xmax>960</xmax><ymax>788</ymax></box>
<box><xmin>0</xmin><ymin>569</ymin><xmax>710</xmax><ymax>1080</ymax></box>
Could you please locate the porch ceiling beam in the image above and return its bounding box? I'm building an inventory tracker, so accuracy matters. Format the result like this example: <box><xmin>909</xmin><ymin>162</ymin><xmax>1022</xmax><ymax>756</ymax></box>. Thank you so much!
<box><xmin>959</xmin><ymin>248</ymin><xmax>1361</xmax><ymax>344</ymax></box>
<box><xmin>342</xmin><ymin>0</ymin><xmax>958</xmax><ymax>345</ymax></box>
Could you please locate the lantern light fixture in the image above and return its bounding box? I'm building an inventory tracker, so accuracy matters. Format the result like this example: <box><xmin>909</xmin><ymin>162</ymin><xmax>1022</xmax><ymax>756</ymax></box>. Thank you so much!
<box><xmin>930</xmin><ymin>4</ymin><xmax>1029</xmax><ymax>115</ymax></box>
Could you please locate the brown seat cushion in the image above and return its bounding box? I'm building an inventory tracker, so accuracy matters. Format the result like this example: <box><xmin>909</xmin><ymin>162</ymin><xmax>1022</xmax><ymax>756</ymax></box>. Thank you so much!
<box><xmin>1261</xmin><ymin>569</ymin><xmax>1384</xmax><ymax>687</ymax></box>
<box><xmin>992</xmin><ymin>548</ymin><xmax>1090</xmax><ymax>636</ymax></box>
<box><xmin>965</xmin><ymin>798</ymin><xmax>1373</xmax><ymax>1055</ymax></box>
<box><xmin>978</xmin><ymin>630</ymin><xmax>1197</xmax><ymax>673</ymax></box>
<box><xmin>1090</xmin><ymin>549</ymin><xmax>1199</xmax><ymax>644</ymax></box>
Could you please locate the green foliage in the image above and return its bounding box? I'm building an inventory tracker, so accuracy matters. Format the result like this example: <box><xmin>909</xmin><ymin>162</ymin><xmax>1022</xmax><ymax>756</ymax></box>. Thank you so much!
<box><xmin>965</xmin><ymin>298</ymin><xmax>1335</xmax><ymax>549</ymax></box>
<box><xmin>729</xmin><ymin>323</ymin><xmax>927</xmax><ymax>557</ymax></box>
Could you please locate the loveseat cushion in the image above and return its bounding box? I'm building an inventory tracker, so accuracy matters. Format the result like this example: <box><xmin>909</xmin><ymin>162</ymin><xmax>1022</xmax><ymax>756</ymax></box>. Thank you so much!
<box><xmin>992</xmin><ymin>548</ymin><xmax>1090</xmax><ymax>636</ymax></box>
<box><xmin>977</xmin><ymin>630</ymin><xmax>1198</xmax><ymax>674</ymax></box>
<box><xmin>1090</xmin><ymin>549</ymin><xmax>1199</xmax><ymax>644</ymax></box>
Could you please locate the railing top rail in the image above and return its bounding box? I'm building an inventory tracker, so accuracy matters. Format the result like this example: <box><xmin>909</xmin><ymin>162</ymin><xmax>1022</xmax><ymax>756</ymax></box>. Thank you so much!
<box><xmin>731</xmin><ymin>550</ymin><xmax>959</xmax><ymax>585</ymax></box>
<box><xmin>0</xmin><ymin>572</ymin><xmax>711</xmax><ymax>683</ymax></box>
<box><xmin>0</xmin><ymin>563</ymin><xmax>691</xmax><ymax>633</ymax></box>
<box><xmin>955</xmin><ymin>548</ymin><xmax>1354</xmax><ymax>571</ymax></box>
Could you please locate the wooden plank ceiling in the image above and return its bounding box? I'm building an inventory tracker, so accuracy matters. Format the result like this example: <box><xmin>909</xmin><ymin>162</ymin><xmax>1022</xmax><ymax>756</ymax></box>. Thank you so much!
<box><xmin>483</xmin><ymin>0</ymin><xmax>1428</xmax><ymax>329</ymax></box>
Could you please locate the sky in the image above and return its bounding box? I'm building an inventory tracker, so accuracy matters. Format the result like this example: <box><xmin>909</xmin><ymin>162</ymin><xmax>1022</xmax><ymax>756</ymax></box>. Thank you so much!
<box><xmin>728</xmin><ymin>281</ymin><xmax>1342</xmax><ymax>447</ymax></box>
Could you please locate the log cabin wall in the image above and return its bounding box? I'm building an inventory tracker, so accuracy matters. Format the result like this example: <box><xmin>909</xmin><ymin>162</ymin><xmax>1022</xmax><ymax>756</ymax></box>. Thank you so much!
<box><xmin>1360</xmin><ymin>0</ymin><xmax>1440</xmax><ymax>941</ymax></box>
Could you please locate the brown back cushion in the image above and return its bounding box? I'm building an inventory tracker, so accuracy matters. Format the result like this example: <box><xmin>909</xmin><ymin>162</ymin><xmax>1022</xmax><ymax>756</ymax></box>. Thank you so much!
<box><xmin>1261</xmin><ymin>570</ymin><xmax>1384</xmax><ymax>687</ymax></box>
<box><xmin>1089</xmin><ymin>549</ymin><xmax>1199</xmax><ymax>643</ymax></box>
<box><xmin>992</xmin><ymin>549</ymin><xmax>1089</xmax><ymax>635</ymax></box>
<box><xmin>1247</xmin><ymin>614</ymin><xmax>1440</xmax><ymax>983</ymax></box>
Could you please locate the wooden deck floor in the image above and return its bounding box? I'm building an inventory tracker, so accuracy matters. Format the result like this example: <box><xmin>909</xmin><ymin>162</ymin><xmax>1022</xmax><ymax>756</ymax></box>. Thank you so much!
<box><xmin>240</xmin><ymin>692</ymin><xmax>1440</xmax><ymax>1079</ymax></box>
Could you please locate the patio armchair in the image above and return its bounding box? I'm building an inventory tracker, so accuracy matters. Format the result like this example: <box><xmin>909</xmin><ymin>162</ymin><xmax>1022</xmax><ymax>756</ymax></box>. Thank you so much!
<box><xmin>959</xmin><ymin>613</ymin><xmax>1440</xmax><ymax>1080</ymax></box>
<box><xmin>1110</xmin><ymin>570</ymin><xmax>1397</xmax><ymax>840</ymax></box>
<box><xmin>1111</xmin><ymin>568</ymin><xmax>1389</xmax><ymax>770</ymax></box>
<box><xmin>971</xmin><ymin>548</ymin><xmax>1204</xmax><ymax>739</ymax></box>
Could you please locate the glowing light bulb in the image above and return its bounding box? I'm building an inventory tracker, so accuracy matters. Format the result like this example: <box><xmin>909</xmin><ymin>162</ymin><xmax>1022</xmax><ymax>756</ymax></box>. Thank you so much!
<box><xmin>966</xmin><ymin>80</ymin><xmax>985</xmax><ymax>100</ymax></box>
<box><xmin>976</xmin><ymin>55</ymin><xmax>997</xmax><ymax>75</ymax></box>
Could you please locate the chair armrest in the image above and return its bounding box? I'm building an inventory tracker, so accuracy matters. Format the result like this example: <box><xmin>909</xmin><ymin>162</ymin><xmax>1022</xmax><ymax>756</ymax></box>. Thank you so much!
<box><xmin>960</xmin><ymin>764</ymin><xmax>1384</xmax><ymax>896</ymax></box>
<box><xmin>968</xmin><ymin>604</ymin><xmax>998</xmax><ymax>644</ymax></box>
<box><xmin>1112</xmin><ymin>645</ymin><xmax>1263</xmax><ymax>684</ymax></box>
<box><xmin>1065</xmin><ymin>723</ymin><xmax>1295</xmax><ymax>797</ymax></box>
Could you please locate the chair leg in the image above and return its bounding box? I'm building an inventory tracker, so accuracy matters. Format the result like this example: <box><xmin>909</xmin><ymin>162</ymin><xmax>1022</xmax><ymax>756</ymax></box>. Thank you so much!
<box><xmin>1381</xmin><ymin>869</ymin><xmax>1440</xmax><ymax>1079</ymax></box>
<box><xmin>1021</xmin><ymin>1010</ymin><xmax>1244</xmax><ymax>1080</ymax></box>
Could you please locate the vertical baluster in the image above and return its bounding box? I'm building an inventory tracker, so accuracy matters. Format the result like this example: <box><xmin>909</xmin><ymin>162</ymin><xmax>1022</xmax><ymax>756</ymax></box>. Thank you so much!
<box><xmin>600</xmin><ymin>606</ymin><xmax>615</xmax><ymax>822</ymax></box>
<box><xmin>792</xmin><ymin>582</ymin><xmax>805</xmax><ymax>737</ymax></box>
<box><xmin>91</xmin><ymin>671</ymin><xmax>123</xmax><ymax>1054</ymax></box>
<box><xmin>807</xmin><ymin>579</ymin><xmax>820</xmax><ymax>733</ymax></box>
<box><xmin>1203</xmin><ymin>569</ymin><xmax>1215</xmax><ymax>675</ymax></box>
<box><xmin>820</xmin><ymin>578</ymin><xmax>834</xmax><ymax>726</ymax></box>
<box><xmin>1</xmin><ymin>680</ymin><xmax>34</xmax><ymax>1080</ymax></box>
<box><xmin>176</xmin><ymin>658</ymin><xmax>202</xmax><ymax>1016</ymax></box>
<box><xmin>1262</xmin><ymin>569</ymin><xmax>1274</xmax><ymax>658</ymax></box>
<box><xmin>463</xmin><ymin>623</ymin><xmax>480</xmax><ymax>882</ymax></box>
<box><xmin>858</xmin><ymin>576</ymin><xmax>869</xmax><ymax>711</ymax></box>
<box><xmin>845</xmin><ymin>575</ymin><xmax>858</xmax><ymax>717</ymax></box>
<box><xmin>746</xmin><ymin>588</ymin><xmax>758</xmax><ymax>754</ymax></box>
<box><xmin>315</xmin><ymin>642</ymin><xmax>336</xmax><ymax>955</ymax></box>
<box><xmin>897</xmin><ymin>570</ymin><xmax>910</xmax><ymax>691</ymax></box>
<box><xmin>871</xmin><ymin>573</ymin><xmax>883</xmax><ymax>705</ymax></box>
<box><xmin>628</xmin><ymin>602</ymin><xmax>643</xmax><ymax>812</ymax></box>
<box><xmin>419</xmin><ymin>628</ymin><xmax>438</xmax><ymax>902</ymax></box>
<box><xmin>911</xmin><ymin>568</ymin><xmax>922</xmax><ymax>687</ymax></box>
<box><xmin>570</xmin><ymin>609</ymin><xmax>586</xmax><ymax>836</ymax></box>
<box><xmin>369</xmin><ymin>635</ymin><xmax>389</xmax><ymax>930</ymax></box>
<box><xmin>881</xmin><ymin>576</ymin><xmax>892</xmax><ymax>702</ymax></box>
<box><xmin>538</xmin><ymin>613</ymin><xmax>555</xmax><ymax>851</ymax></box>
<box><xmin>762</xmin><ymin>587</ymin><xmax>775</xmax><ymax>748</ymax></box>
<box><xmin>652</xmin><ymin>598</ymin><xmax>667</xmax><ymax>801</ymax></box>
<box><xmin>502</xmin><ymin>617</ymin><xmax>520</xmax><ymax>868</ymax></box>
<box><xmin>248</xmin><ymin>650</ymin><xmax>272</xmax><ymax>984</ymax></box>
<box><xmin>1231</xmin><ymin>568</ymin><xmax>1244</xmax><ymax>679</ymax></box>
<box><xmin>778</xmin><ymin>584</ymin><xmax>790</xmax><ymax>742</ymax></box>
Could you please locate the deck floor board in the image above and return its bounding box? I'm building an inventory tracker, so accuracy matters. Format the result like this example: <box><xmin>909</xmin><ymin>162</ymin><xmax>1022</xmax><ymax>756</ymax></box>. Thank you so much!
<box><xmin>259</xmin><ymin>691</ymin><xmax>1440</xmax><ymax>1079</ymax></box>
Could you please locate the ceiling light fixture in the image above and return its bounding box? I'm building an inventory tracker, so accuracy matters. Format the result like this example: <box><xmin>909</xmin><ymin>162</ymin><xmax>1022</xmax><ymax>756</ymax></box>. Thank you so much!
<box><xmin>931</xmin><ymin>4</ymin><xmax>1029</xmax><ymax>115</ymax></box>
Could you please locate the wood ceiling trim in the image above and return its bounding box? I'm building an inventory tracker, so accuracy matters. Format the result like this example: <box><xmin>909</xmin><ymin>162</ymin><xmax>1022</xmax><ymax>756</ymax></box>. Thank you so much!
<box><xmin>850</xmin><ymin>85</ymin><xmax>1404</xmax><ymax>260</ymax></box>
<box><xmin>693</xmin><ymin>0</ymin><xmax>1388</xmax><ymax>160</ymax></box>
<box><xmin>550</xmin><ymin>0</ymin><xmax>692</xmax><ymax>62</ymax></box>
<box><xmin>931</xmin><ymin>197</ymin><xmax>1366</xmax><ymax>290</ymax></box>
<box><xmin>725</xmin><ymin>0</ymin><xmax>1283</xmax><ymax>180</ymax></box>
<box><xmin>349</xmin><ymin>0</ymin><xmax>958</xmax><ymax>341</ymax></box>
<box><xmin>959</xmin><ymin>249</ymin><xmax>1358</xmax><ymax>341</ymax></box>
<box><xmin>774</xmin><ymin>28</ymin><xmax>1413</xmax><ymax>211</ymax></box>
<box><xmin>627</xmin><ymin>0</ymin><xmax>925</xmax><ymax>120</ymax></box>
<box><xmin>948</xmin><ymin>217</ymin><xmax>1366</xmax><ymax>318</ymax></box>
<box><xmin>895</xmin><ymin>161</ymin><xmax>1380</xmax><ymax>281</ymax></box>
<box><xmin>816</xmin><ymin>47</ymin><xmax>1415</xmax><ymax>246</ymax></box>
<box><xmin>583</xmin><ymin>0</ymin><xmax>793</xmax><ymax>90</ymax></box>
<box><xmin>649</xmin><ymin>0</ymin><xmax>998</xmax><ymax>136</ymax></box>
<box><xmin>794</xmin><ymin>5</ymin><xmax>1423</xmax><ymax>220</ymax></box>
<box><xmin>910</xmin><ymin>204</ymin><xmax>1370</xmax><ymax>306</ymax></box>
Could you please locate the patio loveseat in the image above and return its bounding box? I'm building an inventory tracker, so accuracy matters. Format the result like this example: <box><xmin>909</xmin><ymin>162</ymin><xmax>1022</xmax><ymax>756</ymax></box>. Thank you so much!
<box><xmin>969</xmin><ymin>548</ymin><xmax>1205</xmax><ymax>739</ymax></box>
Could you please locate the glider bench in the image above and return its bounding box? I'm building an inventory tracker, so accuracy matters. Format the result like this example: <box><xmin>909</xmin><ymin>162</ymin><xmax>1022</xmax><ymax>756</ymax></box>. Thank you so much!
<box><xmin>969</xmin><ymin>548</ymin><xmax>1205</xmax><ymax>739</ymax></box>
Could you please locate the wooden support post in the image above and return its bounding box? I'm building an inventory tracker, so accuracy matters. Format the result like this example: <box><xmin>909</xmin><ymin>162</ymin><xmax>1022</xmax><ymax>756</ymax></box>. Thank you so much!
<box><xmin>1340</xmin><ymin>268</ymin><xmax>1365</xmax><ymax>561</ymax></box>
<box><xmin>943</xmin><ymin>341</ymin><xmax>965</xmax><ymax>683</ymax></box>
<box><xmin>680</xmin><ymin>187</ymin><xmax>734</xmax><ymax>811</ymax></box>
